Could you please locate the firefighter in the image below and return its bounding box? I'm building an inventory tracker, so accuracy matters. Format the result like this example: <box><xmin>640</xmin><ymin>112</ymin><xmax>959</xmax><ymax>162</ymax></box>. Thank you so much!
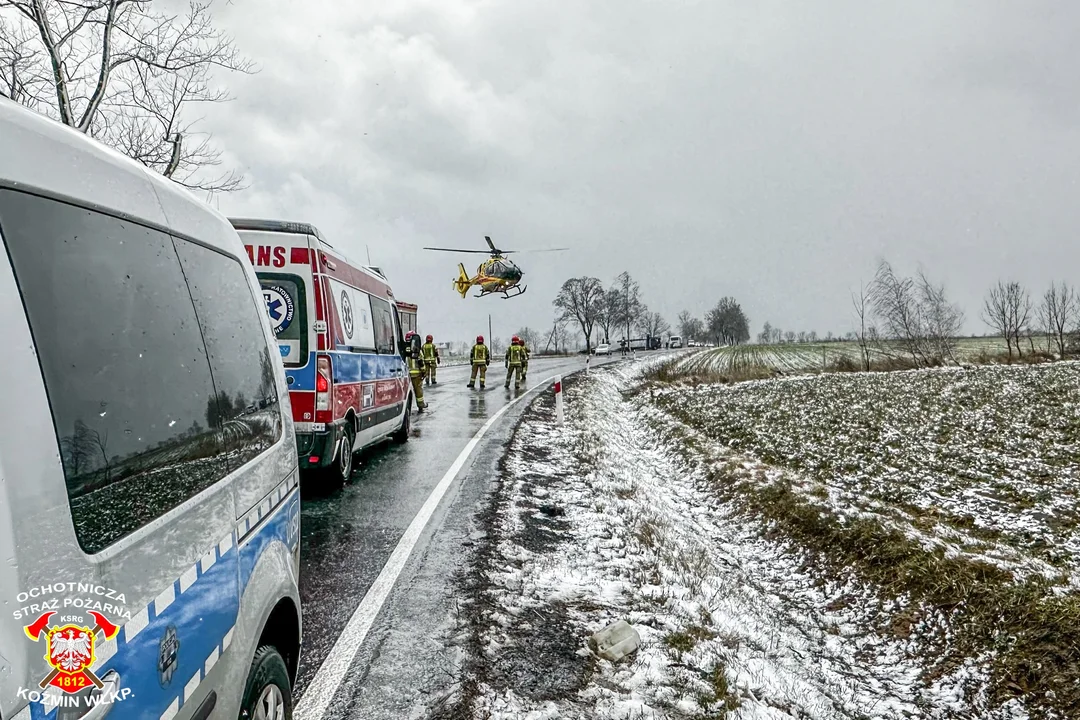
<box><xmin>505</xmin><ymin>336</ymin><xmax>527</xmax><ymax>390</ymax></box>
<box><xmin>422</xmin><ymin>334</ymin><xmax>440</xmax><ymax>385</ymax></box>
<box><xmin>467</xmin><ymin>335</ymin><xmax>490</xmax><ymax>389</ymax></box>
<box><xmin>404</xmin><ymin>331</ymin><xmax>427</xmax><ymax>412</ymax></box>
<box><xmin>520</xmin><ymin>337</ymin><xmax>531</xmax><ymax>385</ymax></box>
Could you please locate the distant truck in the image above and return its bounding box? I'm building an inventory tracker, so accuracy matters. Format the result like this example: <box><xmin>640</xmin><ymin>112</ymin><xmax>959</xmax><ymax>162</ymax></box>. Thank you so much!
<box><xmin>395</xmin><ymin>300</ymin><xmax>418</xmax><ymax>337</ymax></box>
<box><xmin>618</xmin><ymin>336</ymin><xmax>663</xmax><ymax>351</ymax></box>
<box><xmin>669</xmin><ymin>335</ymin><xmax>683</xmax><ymax>349</ymax></box>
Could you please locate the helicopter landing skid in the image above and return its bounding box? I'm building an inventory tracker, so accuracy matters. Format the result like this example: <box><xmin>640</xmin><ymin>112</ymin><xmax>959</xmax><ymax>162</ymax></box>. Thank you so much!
<box><xmin>500</xmin><ymin>285</ymin><xmax>526</xmax><ymax>299</ymax></box>
<box><xmin>474</xmin><ymin>285</ymin><xmax>527</xmax><ymax>299</ymax></box>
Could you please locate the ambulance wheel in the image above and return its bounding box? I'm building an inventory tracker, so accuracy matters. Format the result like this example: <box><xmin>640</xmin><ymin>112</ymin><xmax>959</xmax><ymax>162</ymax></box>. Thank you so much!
<box><xmin>332</xmin><ymin>424</ymin><xmax>356</xmax><ymax>484</ymax></box>
<box><xmin>393</xmin><ymin>401</ymin><xmax>411</xmax><ymax>443</ymax></box>
<box><xmin>239</xmin><ymin>645</ymin><xmax>292</xmax><ymax>720</ymax></box>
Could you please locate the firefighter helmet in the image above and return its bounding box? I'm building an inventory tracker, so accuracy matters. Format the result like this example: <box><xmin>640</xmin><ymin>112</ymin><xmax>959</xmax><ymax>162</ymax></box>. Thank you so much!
<box><xmin>476</xmin><ymin>335</ymin><xmax>484</xmax><ymax>343</ymax></box>
<box><xmin>512</xmin><ymin>336</ymin><xmax>520</xmax><ymax>344</ymax></box>
<box><xmin>405</xmin><ymin>331</ymin><xmax>416</xmax><ymax>340</ymax></box>
<box><xmin>426</xmin><ymin>334</ymin><xmax>433</xmax><ymax>342</ymax></box>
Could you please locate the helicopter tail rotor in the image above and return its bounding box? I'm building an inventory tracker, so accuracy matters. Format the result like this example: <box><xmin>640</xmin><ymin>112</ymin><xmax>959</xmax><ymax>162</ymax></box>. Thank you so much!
<box><xmin>453</xmin><ymin>263</ymin><xmax>472</xmax><ymax>298</ymax></box>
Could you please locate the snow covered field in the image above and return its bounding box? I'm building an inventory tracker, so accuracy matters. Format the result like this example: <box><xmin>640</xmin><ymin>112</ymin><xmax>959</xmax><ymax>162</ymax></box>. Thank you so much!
<box><xmin>678</xmin><ymin>338</ymin><xmax>1013</xmax><ymax>375</ymax></box>
<box><xmin>443</xmin><ymin>358</ymin><xmax>1078</xmax><ymax>718</ymax></box>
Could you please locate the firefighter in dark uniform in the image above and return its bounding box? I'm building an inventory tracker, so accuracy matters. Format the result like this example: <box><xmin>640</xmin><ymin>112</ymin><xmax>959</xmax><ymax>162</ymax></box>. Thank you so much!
<box><xmin>422</xmin><ymin>334</ymin><xmax>440</xmax><ymax>385</ymax></box>
<box><xmin>404</xmin><ymin>331</ymin><xmax>426</xmax><ymax>412</ymax></box>
<box><xmin>505</xmin><ymin>336</ymin><xmax>527</xmax><ymax>390</ymax></box>
<box><xmin>467</xmin><ymin>335</ymin><xmax>490</xmax><ymax>389</ymax></box>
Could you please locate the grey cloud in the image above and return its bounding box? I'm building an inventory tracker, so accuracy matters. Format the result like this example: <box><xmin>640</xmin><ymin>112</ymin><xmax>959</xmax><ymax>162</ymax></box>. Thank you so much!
<box><xmin>194</xmin><ymin>0</ymin><xmax>1080</xmax><ymax>342</ymax></box>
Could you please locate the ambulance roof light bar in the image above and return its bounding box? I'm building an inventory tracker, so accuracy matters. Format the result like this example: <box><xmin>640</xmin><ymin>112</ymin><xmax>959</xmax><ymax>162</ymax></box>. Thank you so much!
<box><xmin>228</xmin><ymin>218</ymin><xmax>334</xmax><ymax>249</ymax></box>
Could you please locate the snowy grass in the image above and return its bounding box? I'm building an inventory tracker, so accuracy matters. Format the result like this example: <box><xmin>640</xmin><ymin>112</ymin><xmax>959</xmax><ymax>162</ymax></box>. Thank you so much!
<box><xmin>678</xmin><ymin>338</ymin><xmax>1017</xmax><ymax>375</ymax></box>
<box><xmin>645</xmin><ymin>361</ymin><xmax>1080</xmax><ymax>718</ymax></box>
<box><xmin>441</xmin><ymin>361</ymin><xmax>1060</xmax><ymax>719</ymax></box>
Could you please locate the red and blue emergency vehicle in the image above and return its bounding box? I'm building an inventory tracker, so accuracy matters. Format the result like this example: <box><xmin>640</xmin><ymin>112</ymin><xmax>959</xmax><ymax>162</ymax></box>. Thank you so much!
<box><xmin>231</xmin><ymin>218</ymin><xmax>415</xmax><ymax>483</ymax></box>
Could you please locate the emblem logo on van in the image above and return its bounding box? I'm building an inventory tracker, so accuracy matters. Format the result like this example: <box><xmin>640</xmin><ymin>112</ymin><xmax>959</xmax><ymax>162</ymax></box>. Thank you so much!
<box><xmin>158</xmin><ymin>625</ymin><xmax>180</xmax><ymax>687</ymax></box>
<box><xmin>263</xmin><ymin>286</ymin><xmax>295</xmax><ymax>335</ymax></box>
<box><xmin>24</xmin><ymin>610</ymin><xmax>119</xmax><ymax>694</ymax></box>
<box><xmin>340</xmin><ymin>290</ymin><xmax>354</xmax><ymax>339</ymax></box>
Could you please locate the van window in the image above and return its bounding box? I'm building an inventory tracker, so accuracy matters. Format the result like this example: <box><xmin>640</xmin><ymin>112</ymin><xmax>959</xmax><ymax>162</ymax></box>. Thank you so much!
<box><xmin>174</xmin><ymin>240</ymin><xmax>282</xmax><ymax>471</ymax></box>
<box><xmin>258</xmin><ymin>273</ymin><xmax>307</xmax><ymax>366</ymax></box>
<box><xmin>0</xmin><ymin>190</ymin><xmax>230</xmax><ymax>554</ymax></box>
<box><xmin>369</xmin><ymin>295</ymin><xmax>395</xmax><ymax>355</ymax></box>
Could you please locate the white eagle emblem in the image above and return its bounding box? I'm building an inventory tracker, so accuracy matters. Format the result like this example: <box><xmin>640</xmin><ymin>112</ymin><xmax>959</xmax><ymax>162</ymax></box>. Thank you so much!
<box><xmin>49</xmin><ymin>627</ymin><xmax>93</xmax><ymax>672</ymax></box>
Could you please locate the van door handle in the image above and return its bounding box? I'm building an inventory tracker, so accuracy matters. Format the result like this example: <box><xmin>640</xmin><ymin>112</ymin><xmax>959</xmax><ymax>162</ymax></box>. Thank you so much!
<box><xmin>80</xmin><ymin>670</ymin><xmax>121</xmax><ymax>719</ymax></box>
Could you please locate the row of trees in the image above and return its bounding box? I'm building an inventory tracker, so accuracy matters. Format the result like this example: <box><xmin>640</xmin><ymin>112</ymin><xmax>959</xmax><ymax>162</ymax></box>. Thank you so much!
<box><xmin>0</xmin><ymin>0</ymin><xmax>250</xmax><ymax>192</ymax></box>
<box><xmin>552</xmin><ymin>272</ymin><xmax>669</xmax><ymax>352</ymax></box>
<box><xmin>676</xmin><ymin>297</ymin><xmax>750</xmax><ymax>346</ymax></box>
<box><xmin>983</xmin><ymin>280</ymin><xmax>1079</xmax><ymax>359</ymax></box>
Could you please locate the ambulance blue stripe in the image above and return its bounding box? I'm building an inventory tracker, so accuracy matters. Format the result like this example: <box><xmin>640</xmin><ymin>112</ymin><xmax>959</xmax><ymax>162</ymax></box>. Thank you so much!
<box><xmin>25</xmin><ymin>472</ymin><xmax>300</xmax><ymax>720</ymax></box>
<box><xmin>288</xmin><ymin>351</ymin><xmax>403</xmax><ymax>390</ymax></box>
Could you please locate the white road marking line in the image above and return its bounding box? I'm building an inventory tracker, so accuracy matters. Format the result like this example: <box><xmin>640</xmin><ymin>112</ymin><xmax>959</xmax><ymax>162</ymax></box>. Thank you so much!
<box><xmin>295</xmin><ymin>375</ymin><xmax>558</xmax><ymax>720</ymax></box>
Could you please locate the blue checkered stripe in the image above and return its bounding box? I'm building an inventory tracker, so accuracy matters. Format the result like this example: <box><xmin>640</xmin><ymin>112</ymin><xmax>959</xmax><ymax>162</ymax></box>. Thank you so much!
<box><xmin>21</xmin><ymin>472</ymin><xmax>300</xmax><ymax>720</ymax></box>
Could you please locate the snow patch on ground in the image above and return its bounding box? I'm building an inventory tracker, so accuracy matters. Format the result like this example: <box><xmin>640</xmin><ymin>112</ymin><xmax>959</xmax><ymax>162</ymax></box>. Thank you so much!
<box><xmin>450</xmin><ymin>364</ymin><xmax>1025</xmax><ymax>718</ymax></box>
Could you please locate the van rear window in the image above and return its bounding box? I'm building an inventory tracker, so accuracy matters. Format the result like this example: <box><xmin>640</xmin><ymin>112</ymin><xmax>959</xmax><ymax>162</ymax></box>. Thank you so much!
<box><xmin>0</xmin><ymin>190</ymin><xmax>281</xmax><ymax>553</ymax></box>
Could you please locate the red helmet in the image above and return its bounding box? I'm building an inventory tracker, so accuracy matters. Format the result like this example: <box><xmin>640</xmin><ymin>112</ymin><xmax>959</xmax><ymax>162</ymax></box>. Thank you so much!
<box><xmin>476</xmin><ymin>335</ymin><xmax>484</xmax><ymax>343</ymax></box>
<box><xmin>512</xmin><ymin>336</ymin><xmax>520</xmax><ymax>344</ymax></box>
<box><xmin>405</xmin><ymin>331</ymin><xmax>415</xmax><ymax>340</ymax></box>
<box><xmin>426</xmin><ymin>334</ymin><xmax>433</xmax><ymax>342</ymax></box>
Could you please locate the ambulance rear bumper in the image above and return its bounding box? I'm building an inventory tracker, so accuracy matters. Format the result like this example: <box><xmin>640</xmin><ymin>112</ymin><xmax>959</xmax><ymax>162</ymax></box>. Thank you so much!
<box><xmin>294</xmin><ymin>420</ymin><xmax>347</xmax><ymax>470</ymax></box>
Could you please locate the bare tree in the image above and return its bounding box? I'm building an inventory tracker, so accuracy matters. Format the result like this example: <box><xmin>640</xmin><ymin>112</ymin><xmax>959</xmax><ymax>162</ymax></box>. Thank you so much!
<box><xmin>759</xmin><ymin>321</ymin><xmax>773</xmax><ymax>344</ymax></box>
<box><xmin>784</xmin><ymin>330</ymin><xmax>796</xmax><ymax>343</ymax></box>
<box><xmin>515</xmin><ymin>326</ymin><xmax>539</xmax><ymax>350</ymax></box>
<box><xmin>983</xmin><ymin>281</ymin><xmax>1031</xmax><ymax>359</ymax></box>
<box><xmin>553</xmin><ymin>277</ymin><xmax>604</xmax><ymax>352</ymax></box>
<box><xmin>638</xmin><ymin>309</ymin><xmax>669</xmax><ymax>339</ymax></box>
<box><xmin>916</xmin><ymin>269</ymin><xmax>964</xmax><ymax>364</ymax></box>
<box><xmin>677</xmin><ymin>310</ymin><xmax>696</xmax><ymax>340</ymax></box>
<box><xmin>852</xmin><ymin>283</ymin><xmax>873</xmax><ymax>371</ymax></box>
<box><xmin>60</xmin><ymin>419</ymin><xmax>98</xmax><ymax>477</ymax></box>
<box><xmin>1038</xmin><ymin>281</ymin><xmax>1077</xmax><ymax>357</ymax></box>
<box><xmin>0</xmin><ymin>0</ymin><xmax>253</xmax><ymax>193</ymax></box>
<box><xmin>596</xmin><ymin>286</ymin><xmax>623</xmax><ymax>344</ymax></box>
<box><xmin>870</xmin><ymin>260</ymin><xmax>925</xmax><ymax>364</ymax></box>
<box><xmin>611</xmin><ymin>272</ymin><xmax>644</xmax><ymax>345</ymax></box>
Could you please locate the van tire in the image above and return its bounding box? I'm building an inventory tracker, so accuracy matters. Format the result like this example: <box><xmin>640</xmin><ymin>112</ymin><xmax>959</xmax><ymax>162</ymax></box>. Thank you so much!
<box><xmin>392</xmin><ymin>402</ymin><xmax>411</xmax><ymax>443</ymax></box>
<box><xmin>239</xmin><ymin>645</ymin><xmax>293</xmax><ymax>720</ymax></box>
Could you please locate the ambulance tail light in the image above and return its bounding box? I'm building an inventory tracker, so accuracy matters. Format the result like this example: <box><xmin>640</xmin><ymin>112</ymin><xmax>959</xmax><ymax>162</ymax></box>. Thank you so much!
<box><xmin>316</xmin><ymin>356</ymin><xmax>332</xmax><ymax>416</ymax></box>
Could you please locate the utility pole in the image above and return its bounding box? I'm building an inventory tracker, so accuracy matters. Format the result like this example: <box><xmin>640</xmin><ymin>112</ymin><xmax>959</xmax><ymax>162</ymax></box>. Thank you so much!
<box><xmin>488</xmin><ymin>314</ymin><xmax>493</xmax><ymax>350</ymax></box>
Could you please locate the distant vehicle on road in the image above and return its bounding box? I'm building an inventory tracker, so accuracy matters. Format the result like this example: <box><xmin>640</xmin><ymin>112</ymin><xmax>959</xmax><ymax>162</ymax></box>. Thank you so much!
<box><xmin>232</xmin><ymin>217</ymin><xmax>415</xmax><ymax>485</ymax></box>
<box><xmin>1</xmin><ymin>100</ymin><xmax>302</xmax><ymax>720</ymax></box>
<box><xmin>595</xmin><ymin>344</ymin><xmax>612</xmax><ymax>355</ymax></box>
<box><xmin>669</xmin><ymin>335</ymin><xmax>683</xmax><ymax>348</ymax></box>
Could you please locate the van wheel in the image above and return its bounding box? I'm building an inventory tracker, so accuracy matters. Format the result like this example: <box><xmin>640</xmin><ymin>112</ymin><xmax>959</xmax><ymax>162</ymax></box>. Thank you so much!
<box><xmin>239</xmin><ymin>645</ymin><xmax>292</xmax><ymax>720</ymax></box>
<box><xmin>392</xmin><ymin>401</ymin><xmax>411</xmax><ymax>443</ymax></box>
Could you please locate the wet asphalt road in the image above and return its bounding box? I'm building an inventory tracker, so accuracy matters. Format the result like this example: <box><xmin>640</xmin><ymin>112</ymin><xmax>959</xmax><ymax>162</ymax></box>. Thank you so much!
<box><xmin>294</xmin><ymin>354</ymin><xmax>617</xmax><ymax>716</ymax></box>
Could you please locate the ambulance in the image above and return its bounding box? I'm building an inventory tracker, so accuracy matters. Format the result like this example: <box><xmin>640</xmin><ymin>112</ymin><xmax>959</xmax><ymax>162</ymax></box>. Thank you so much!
<box><xmin>230</xmin><ymin>219</ymin><xmax>414</xmax><ymax>485</ymax></box>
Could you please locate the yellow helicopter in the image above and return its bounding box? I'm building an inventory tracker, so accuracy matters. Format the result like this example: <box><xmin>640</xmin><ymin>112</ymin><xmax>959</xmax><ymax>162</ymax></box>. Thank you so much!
<box><xmin>424</xmin><ymin>236</ymin><xmax>568</xmax><ymax>299</ymax></box>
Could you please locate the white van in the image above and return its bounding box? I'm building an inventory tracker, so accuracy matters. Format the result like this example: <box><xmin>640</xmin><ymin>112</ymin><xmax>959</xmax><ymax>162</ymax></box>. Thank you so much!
<box><xmin>669</xmin><ymin>335</ymin><xmax>683</xmax><ymax>349</ymax></box>
<box><xmin>0</xmin><ymin>100</ymin><xmax>301</xmax><ymax>719</ymax></box>
<box><xmin>230</xmin><ymin>219</ymin><xmax>414</xmax><ymax>485</ymax></box>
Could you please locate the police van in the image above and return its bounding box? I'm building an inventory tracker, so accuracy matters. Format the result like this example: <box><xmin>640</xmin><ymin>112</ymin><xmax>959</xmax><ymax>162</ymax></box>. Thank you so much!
<box><xmin>0</xmin><ymin>100</ymin><xmax>302</xmax><ymax>719</ymax></box>
<box><xmin>229</xmin><ymin>219</ymin><xmax>414</xmax><ymax>485</ymax></box>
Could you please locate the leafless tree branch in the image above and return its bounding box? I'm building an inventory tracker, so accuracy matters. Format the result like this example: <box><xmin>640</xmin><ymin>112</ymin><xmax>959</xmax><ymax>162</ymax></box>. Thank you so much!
<box><xmin>0</xmin><ymin>0</ymin><xmax>252</xmax><ymax>192</ymax></box>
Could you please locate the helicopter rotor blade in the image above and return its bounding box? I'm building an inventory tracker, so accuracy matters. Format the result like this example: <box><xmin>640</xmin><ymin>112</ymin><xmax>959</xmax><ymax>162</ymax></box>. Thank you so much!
<box><xmin>423</xmin><ymin>247</ymin><xmax>494</xmax><ymax>254</ymax></box>
<box><xmin>499</xmin><ymin>248</ymin><xmax>570</xmax><ymax>254</ymax></box>
<box><xmin>483</xmin><ymin>236</ymin><xmax>498</xmax><ymax>252</ymax></box>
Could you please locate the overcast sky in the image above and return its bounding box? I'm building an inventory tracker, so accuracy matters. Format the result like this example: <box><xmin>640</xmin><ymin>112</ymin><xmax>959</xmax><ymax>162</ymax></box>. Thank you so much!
<box><xmin>199</xmin><ymin>0</ymin><xmax>1080</xmax><ymax>345</ymax></box>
